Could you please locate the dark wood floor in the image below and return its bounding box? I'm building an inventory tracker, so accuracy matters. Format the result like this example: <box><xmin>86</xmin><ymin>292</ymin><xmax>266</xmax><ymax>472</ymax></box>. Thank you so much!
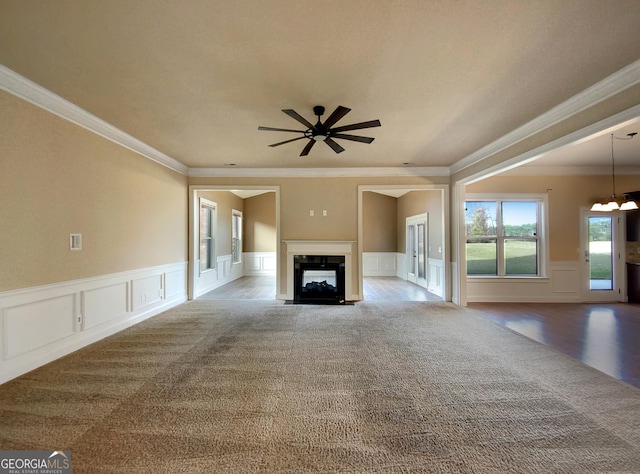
<box><xmin>200</xmin><ymin>277</ymin><xmax>640</xmax><ymax>389</ymax></box>
<box><xmin>469</xmin><ymin>302</ymin><xmax>640</xmax><ymax>390</ymax></box>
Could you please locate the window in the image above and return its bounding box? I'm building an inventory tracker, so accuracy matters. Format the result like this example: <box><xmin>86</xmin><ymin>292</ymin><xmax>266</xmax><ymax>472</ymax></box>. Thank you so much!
<box><xmin>199</xmin><ymin>199</ymin><xmax>216</xmax><ymax>272</ymax></box>
<box><xmin>232</xmin><ymin>210</ymin><xmax>242</xmax><ymax>264</ymax></box>
<box><xmin>465</xmin><ymin>197</ymin><xmax>543</xmax><ymax>276</ymax></box>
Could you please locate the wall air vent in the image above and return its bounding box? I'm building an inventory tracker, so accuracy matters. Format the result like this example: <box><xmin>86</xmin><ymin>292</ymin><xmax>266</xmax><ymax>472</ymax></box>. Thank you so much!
<box><xmin>70</xmin><ymin>233</ymin><xmax>82</xmax><ymax>250</ymax></box>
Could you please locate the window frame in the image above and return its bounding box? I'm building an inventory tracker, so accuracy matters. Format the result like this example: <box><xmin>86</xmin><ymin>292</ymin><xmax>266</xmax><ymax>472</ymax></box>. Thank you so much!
<box><xmin>465</xmin><ymin>193</ymin><xmax>548</xmax><ymax>278</ymax></box>
<box><xmin>199</xmin><ymin>198</ymin><xmax>217</xmax><ymax>273</ymax></box>
<box><xmin>232</xmin><ymin>209</ymin><xmax>243</xmax><ymax>264</ymax></box>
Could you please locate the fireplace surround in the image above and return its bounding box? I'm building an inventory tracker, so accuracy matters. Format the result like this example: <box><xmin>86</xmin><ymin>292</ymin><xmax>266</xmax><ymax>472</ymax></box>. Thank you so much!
<box><xmin>284</xmin><ymin>240</ymin><xmax>355</xmax><ymax>302</ymax></box>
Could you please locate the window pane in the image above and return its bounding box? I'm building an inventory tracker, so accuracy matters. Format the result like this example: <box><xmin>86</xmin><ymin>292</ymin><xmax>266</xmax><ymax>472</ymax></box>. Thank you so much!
<box><xmin>502</xmin><ymin>202</ymin><xmax>537</xmax><ymax>237</ymax></box>
<box><xmin>505</xmin><ymin>240</ymin><xmax>537</xmax><ymax>275</ymax></box>
<box><xmin>466</xmin><ymin>239</ymin><xmax>497</xmax><ymax>275</ymax></box>
<box><xmin>465</xmin><ymin>202</ymin><xmax>497</xmax><ymax>237</ymax></box>
<box><xmin>200</xmin><ymin>207</ymin><xmax>211</xmax><ymax>238</ymax></box>
<box><xmin>588</xmin><ymin>216</ymin><xmax>613</xmax><ymax>290</ymax></box>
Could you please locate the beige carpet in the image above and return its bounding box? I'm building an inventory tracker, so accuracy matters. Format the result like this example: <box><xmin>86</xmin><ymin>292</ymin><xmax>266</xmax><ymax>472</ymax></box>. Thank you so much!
<box><xmin>1</xmin><ymin>300</ymin><xmax>639</xmax><ymax>473</ymax></box>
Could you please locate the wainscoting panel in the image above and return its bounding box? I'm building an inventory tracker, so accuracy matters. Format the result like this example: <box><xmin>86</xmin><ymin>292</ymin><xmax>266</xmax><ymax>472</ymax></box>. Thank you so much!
<box><xmin>166</xmin><ymin>267</ymin><xmax>188</xmax><ymax>300</ymax></box>
<box><xmin>428</xmin><ymin>258</ymin><xmax>444</xmax><ymax>297</ymax></box>
<box><xmin>3</xmin><ymin>294</ymin><xmax>76</xmax><ymax>360</ymax></box>
<box><xmin>82</xmin><ymin>282</ymin><xmax>128</xmax><ymax>330</ymax></box>
<box><xmin>362</xmin><ymin>252</ymin><xmax>397</xmax><ymax>277</ymax></box>
<box><xmin>243</xmin><ymin>252</ymin><xmax>277</xmax><ymax>276</ymax></box>
<box><xmin>0</xmin><ymin>262</ymin><xmax>187</xmax><ymax>384</ymax></box>
<box><xmin>131</xmin><ymin>274</ymin><xmax>163</xmax><ymax>312</ymax></box>
<box><xmin>466</xmin><ymin>261</ymin><xmax>582</xmax><ymax>303</ymax></box>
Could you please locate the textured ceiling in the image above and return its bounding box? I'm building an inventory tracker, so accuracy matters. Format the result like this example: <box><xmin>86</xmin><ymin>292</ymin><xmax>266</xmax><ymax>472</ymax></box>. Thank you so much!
<box><xmin>1</xmin><ymin>0</ymin><xmax>640</xmax><ymax>171</ymax></box>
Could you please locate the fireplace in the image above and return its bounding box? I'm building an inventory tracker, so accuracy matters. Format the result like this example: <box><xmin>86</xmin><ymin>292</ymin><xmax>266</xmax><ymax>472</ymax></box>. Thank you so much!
<box><xmin>294</xmin><ymin>255</ymin><xmax>345</xmax><ymax>304</ymax></box>
<box><xmin>284</xmin><ymin>240</ymin><xmax>355</xmax><ymax>302</ymax></box>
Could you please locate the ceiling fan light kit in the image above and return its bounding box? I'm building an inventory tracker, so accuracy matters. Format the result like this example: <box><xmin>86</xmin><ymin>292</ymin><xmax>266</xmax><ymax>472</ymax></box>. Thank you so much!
<box><xmin>590</xmin><ymin>132</ymin><xmax>639</xmax><ymax>212</ymax></box>
<box><xmin>259</xmin><ymin>105</ymin><xmax>381</xmax><ymax>156</ymax></box>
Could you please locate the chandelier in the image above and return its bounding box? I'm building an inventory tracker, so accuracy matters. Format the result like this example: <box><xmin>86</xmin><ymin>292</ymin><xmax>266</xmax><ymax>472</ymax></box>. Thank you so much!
<box><xmin>590</xmin><ymin>132</ymin><xmax>638</xmax><ymax>211</ymax></box>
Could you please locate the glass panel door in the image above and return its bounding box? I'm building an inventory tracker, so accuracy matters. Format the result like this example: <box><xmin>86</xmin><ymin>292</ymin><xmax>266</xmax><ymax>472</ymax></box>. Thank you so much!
<box><xmin>407</xmin><ymin>224</ymin><xmax>417</xmax><ymax>284</ymax></box>
<box><xmin>417</xmin><ymin>223</ymin><xmax>426</xmax><ymax>279</ymax></box>
<box><xmin>588</xmin><ymin>216</ymin><xmax>613</xmax><ymax>291</ymax></box>
<box><xmin>582</xmin><ymin>210</ymin><xmax>623</xmax><ymax>302</ymax></box>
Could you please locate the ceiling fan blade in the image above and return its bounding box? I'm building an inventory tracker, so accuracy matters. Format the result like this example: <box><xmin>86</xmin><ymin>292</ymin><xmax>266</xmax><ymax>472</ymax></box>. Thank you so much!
<box><xmin>300</xmin><ymin>140</ymin><xmax>316</xmax><ymax>156</ymax></box>
<box><xmin>330</xmin><ymin>119</ymin><xmax>381</xmax><ymax>133</ymax></box>
<box><xmin>259</xmin><ymin>126</ymin><xmax>305</xmax><ymax>133</ymax></box>
<box><xmin>322</xmin><ymin>105</ymin><xmax>351</xmax><ymax>129</ymax></box>
<box><xmin>269</xmin><ymin>136</ymin><xmax>308</xmax><ymax>147</ymax></box>
<box><xmin>324</xmin><ymin>137</ymin><xmax>345</xmax><ymax>154</ymax></box>
<box><xmin>282</xmin><ymin>109</ymin><xmax>315</xmax><ymax>129</ymax></box>
<box><xmin>332</xmin><ymin>133</ymin><xmax>375</xmax><ymax>144</ymax></box>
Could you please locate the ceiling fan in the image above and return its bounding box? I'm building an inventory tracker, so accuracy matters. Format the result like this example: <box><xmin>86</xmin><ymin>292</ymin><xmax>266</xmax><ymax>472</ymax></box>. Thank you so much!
<box><xmin>258</xmin><ymin>105</ymin><xmax>381</xmax><ymax>156</ymax></box>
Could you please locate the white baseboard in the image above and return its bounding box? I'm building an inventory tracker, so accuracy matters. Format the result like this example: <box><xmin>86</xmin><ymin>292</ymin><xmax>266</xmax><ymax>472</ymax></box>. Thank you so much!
<box><xmin>0</xmin><ymin>262</ymin><xmax>187</xmax><ymax>385</ymax></box>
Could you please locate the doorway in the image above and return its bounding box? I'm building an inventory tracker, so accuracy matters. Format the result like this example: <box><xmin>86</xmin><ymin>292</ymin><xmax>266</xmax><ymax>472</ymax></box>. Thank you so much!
<box><xmin>188</xmin><ymin>186</ymin><xmax>280</xmax><ymax>300</ymax></box>
<box><xmin>581</xmin><ymin>210</ymin><xmax>625</xmax><ymax>301</ymax></box>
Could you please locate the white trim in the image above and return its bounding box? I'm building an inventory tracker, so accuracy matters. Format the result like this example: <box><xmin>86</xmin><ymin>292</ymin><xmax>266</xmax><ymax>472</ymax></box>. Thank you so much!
<box><xmin>188</xmin><ymin>166</ymin><xmax>450</xmax><ymax>178</ymax></box>
<box><xmin>460</xmin><ymin>105</ymin><xmax>640</xmax><ymax>184</ymax></box>
<box><xmin>450</xmin><ymin>59</ymin><xmax>640</xmax><ymax>175</ymax></box>
<box><xmin>0</xmin><ymin>65</ymin><xmax>188</xmax><ymax>175</ymax></box>
<box><xmin>501</xmin><ymin>165</ymin><xmax>640</xmax><ymax>176</ymax></box>
<box><xmin>0</xmin><ymin>262</ymin><xmax>187</xmax><ymax>384</ymax></box>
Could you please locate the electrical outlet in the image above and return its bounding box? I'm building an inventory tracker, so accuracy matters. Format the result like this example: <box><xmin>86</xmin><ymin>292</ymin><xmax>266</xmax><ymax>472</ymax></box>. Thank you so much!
<box><xmin>77</xmin><ymin>315</ymin><xmax>83</xmax><ymax>324</ymax></box>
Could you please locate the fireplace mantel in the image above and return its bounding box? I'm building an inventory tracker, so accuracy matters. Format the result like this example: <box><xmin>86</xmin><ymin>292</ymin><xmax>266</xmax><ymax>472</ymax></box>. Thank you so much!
<box><xmin>283</xmin><ymin>240</ymin><xmax>356</xmax><ymax>300</ymax></box>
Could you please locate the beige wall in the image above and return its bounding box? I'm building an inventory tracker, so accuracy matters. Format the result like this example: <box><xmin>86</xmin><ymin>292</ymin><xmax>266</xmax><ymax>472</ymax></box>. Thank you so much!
<box><xmin>0</xmin><ymin>91</ymin><xmax>188</xmax><ymax>292</ymax></box>
<box><xmin>244</xmin><ymin>192</ymin><xmax>277</xmax><ymax>252</ymax></box>
<box><xmin>198</xmin><ymin>190</ymin><xmax>244</xmax><ymax>257</ymax></box>
<box><xmin>397</xmin><ymin>190</ymin><xmax>444</xmax><ymax>256</ymax></box>
<box><xmin>362</xmin><ymin>192</ymin><xmax>397</xmax><ymax>252</ymax></box>
<box><xmin>466</xmin><ymin>173</ymin><xmax>640</xmax><ymax>262</ymax></box>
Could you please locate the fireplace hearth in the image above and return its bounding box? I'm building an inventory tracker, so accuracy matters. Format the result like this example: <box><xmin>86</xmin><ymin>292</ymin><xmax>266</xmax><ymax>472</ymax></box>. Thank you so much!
<box><xmin>294</xmin><ymin>255</ymin><xmax>345</xmax><ymax>304</ymax></box>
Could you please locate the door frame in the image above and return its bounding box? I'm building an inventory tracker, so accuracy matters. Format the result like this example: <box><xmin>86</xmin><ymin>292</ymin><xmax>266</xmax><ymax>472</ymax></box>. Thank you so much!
<box><xmin>580</xmin><ymin>208</ymin><xmax>626</xmax><ymax>302</ymax></box>
<box><xmin>406</xmin><ymin>213</ymin><xmax>429</xmax><ymax>289</ymax></box>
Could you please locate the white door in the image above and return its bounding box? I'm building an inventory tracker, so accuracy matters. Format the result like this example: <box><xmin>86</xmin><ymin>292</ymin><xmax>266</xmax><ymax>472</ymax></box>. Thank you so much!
<box><xmin>581</xmin><ymin>210</ymin><xmax>624</xmax><ymax>302</ymax></box>
<box><xmin>406</xmin><ymin>214</ymin><xmax>429</xmax><ymax>289</ymax></box>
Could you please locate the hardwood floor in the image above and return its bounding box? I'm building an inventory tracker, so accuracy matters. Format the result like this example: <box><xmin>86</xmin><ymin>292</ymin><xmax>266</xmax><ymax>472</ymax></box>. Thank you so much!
<box><xmin>469</xmin><ymin>302</ymin><xmax>640</xmax><ymax>389</ymax></box>
<box><xmin>200</xmin><ymin>278</ymin><xmax>640</xmax><ymax>389</ymax></box>
<box><xmin>199</xmin><ymin>276</ymin><xmax>441</xmax><ymax>301</ymax></box>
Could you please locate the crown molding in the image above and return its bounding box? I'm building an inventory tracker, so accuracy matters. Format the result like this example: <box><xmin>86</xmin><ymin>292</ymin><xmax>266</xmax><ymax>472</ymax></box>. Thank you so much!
<box><xmin>459</xmin><ymin>103</ymin><xmax>640</xmax><ymax>185</ymax></box>
<box><xmin>450</xmin><ymin>59</ymin><xmax>640</xmax><ymax>175</ymax></box>
<box><xmin>188</xmin><ymin>166</ymin><xmax>451</xmax><ymax>178</ymax></box>
<box><xmin>0</xmin><ymin>65</ymin><xmax>189</xmax><ymax>175</ymax></box>
<box><xmin>500</xmin><ymin>165</ymin><xmax>640</xmax><ymax>176</ymax></box>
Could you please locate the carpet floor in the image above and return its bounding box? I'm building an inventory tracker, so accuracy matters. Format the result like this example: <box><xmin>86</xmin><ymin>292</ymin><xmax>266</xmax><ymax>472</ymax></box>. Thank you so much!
<box><xmin>1</xmin><ymin>300</ymin><xmax>639</xmax><ymax>473</ymax></box>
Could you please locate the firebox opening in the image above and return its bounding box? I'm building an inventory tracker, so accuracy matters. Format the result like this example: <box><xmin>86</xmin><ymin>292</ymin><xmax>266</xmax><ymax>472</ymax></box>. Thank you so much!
<box><xmin>294</xmin><ymin>255</ymin><xmax>346</xmax><ymax>304</ymax></box>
